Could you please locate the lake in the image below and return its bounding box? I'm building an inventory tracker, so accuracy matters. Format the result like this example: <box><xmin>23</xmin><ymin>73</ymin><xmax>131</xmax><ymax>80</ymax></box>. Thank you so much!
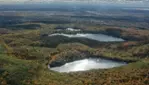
<box><xmin>49</xmin><ymin>33</ymin><xmax>124</xmax><ymax>42</ymax></box>
<box><xmin>50</xmin><ymin>58</ymin><xmax>126</xmax><ymax>73</ymax></box>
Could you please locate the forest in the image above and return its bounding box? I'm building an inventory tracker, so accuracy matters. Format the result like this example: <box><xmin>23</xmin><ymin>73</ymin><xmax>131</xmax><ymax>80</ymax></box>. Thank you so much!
<box><xmin>0</xmin><ymin>2</ymin><xmax>149</xmax><ymax>85</ymax></box>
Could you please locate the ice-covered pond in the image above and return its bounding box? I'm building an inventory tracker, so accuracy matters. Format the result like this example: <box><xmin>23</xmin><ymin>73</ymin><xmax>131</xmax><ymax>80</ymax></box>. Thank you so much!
<box><xmin>50</xmin><ymin>58</ymin><xmax>126</xmax><ymax>73</ymax></box>
<box><xmin>49</xmin><ymin>33</ymin><xmax>124</xmax><ymax>42</ymax></box>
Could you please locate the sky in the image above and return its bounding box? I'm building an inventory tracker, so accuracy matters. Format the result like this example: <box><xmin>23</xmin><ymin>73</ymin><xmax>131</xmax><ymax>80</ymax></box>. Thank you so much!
<box><xmin>0</xmin><ymin>0</ymin><xmax>149</xmax><ymax>4</ymax></box>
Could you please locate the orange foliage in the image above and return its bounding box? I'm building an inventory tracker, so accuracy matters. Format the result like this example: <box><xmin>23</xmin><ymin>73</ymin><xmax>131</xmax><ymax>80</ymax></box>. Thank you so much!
<box><xmin>123</xmin><ymin>41</ymin><xmax>137</xmax><ymax>48</ymax></box>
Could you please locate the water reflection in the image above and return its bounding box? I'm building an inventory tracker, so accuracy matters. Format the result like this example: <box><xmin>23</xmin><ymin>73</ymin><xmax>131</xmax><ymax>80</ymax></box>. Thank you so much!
<box><xmin>50</xmin><ymin>58</ymin><xmax>126</xmax><ymax>73</ymax></box>
<box><xmin>49</xmin><ymin>33</ymin><xmax>124</xmax><ymax>42</ymax></box>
